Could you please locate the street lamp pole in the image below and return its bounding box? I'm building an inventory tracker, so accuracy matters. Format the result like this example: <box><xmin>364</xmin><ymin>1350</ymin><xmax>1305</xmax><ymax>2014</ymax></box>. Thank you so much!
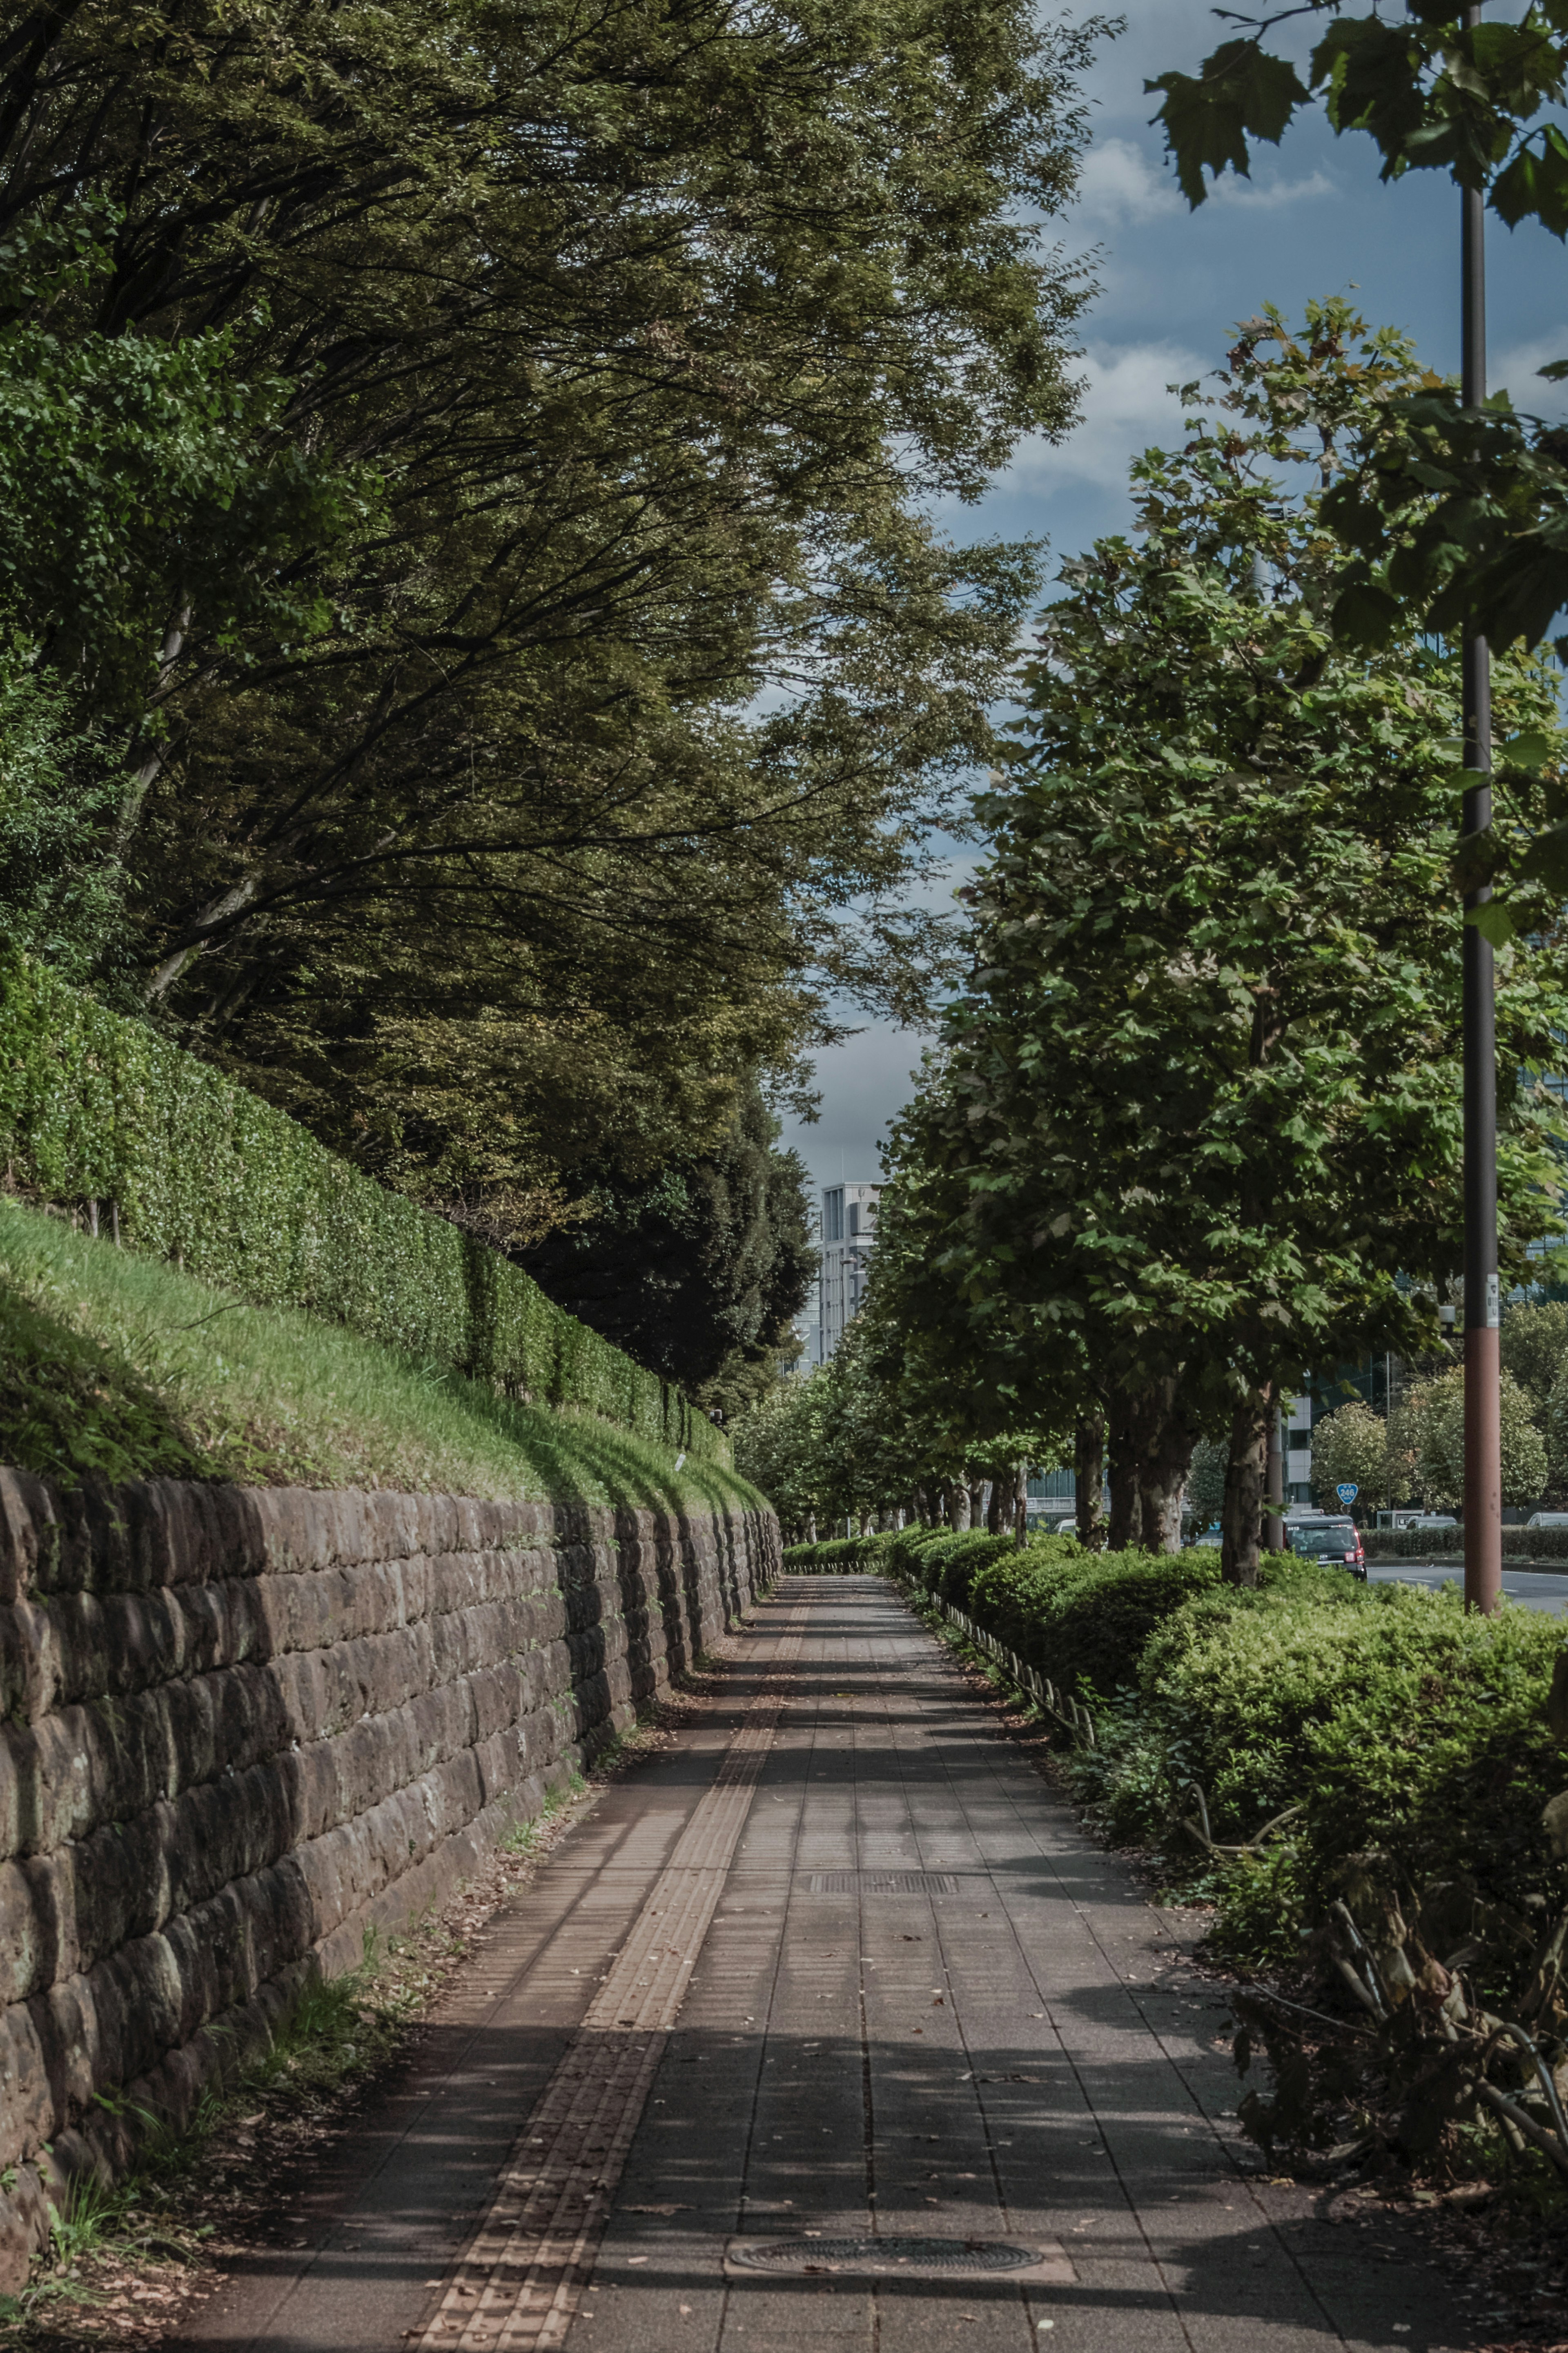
<box><xmin>1460</xmin><ymin>40</ymin><xmax>1502</xmax><ymax>1613</ymax></box>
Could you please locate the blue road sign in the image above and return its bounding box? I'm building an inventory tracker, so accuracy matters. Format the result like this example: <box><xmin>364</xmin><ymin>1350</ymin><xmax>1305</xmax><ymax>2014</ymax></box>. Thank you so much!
<box><xmin>1336</xmin><ymin>1482</ymin><xmax>1359</xmax><ymax>1506</ymax></box>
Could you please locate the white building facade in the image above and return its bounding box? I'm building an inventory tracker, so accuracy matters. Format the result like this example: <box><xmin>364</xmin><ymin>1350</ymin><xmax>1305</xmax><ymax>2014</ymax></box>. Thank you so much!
<box><xmin>814</xmin><ymin>1181</ymin><xmax>882</xmax><ymax>1364</ymax></box>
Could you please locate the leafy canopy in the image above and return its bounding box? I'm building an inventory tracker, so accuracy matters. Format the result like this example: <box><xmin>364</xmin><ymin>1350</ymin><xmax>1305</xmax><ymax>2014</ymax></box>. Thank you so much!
<box><xmin>0</xmin><ymin>0</ymin><xmax>1105</xmax><ymax>1222</ymax></box>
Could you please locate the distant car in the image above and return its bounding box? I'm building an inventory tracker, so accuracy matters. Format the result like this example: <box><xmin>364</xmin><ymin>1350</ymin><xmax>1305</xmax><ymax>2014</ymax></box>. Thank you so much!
<box><xmin>1526</xmin><ymin>1511</ymin><xmax>1568</xmax><ymax>1530</ymax></box>
<box><xmin>1403</xmin><ymin>1513</ymin><xmax>1459</xmax><ymax>1530</ymax></box>
<box><xmin>1286</xmin><ymin>1516</ymin><xmax>1367</xmax><ymax>1579</ymax></box>
<box><xmin>1190</xmin><ymin>1527</ymin><xmax>1223</xmax><ymax>1549</ymax></box>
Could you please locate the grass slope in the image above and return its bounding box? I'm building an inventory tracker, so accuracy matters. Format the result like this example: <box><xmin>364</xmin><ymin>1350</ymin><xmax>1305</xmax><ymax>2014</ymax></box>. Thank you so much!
<box><xmin>0</xmin><ymin>1198</ymin><xmax>763</xmax><ymax>1516</ymax></box>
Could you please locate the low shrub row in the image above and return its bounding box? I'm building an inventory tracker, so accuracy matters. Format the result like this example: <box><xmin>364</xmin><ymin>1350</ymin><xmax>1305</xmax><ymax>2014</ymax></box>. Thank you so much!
<box><xmin>884</xmin><ymin>1525</ymin><xmax>1568</xmax><ymax>2020</ymax></box>
<box><xmin>0</xmin><ymin>955</ymin><xmax>721</xmax><ymax>1462</ymax></box>
<box><xmin>1362</xmin><ymin>1525</ymin><xmax>1568</xmax><ymax>1562</ymax></box>
<box><xmin>780</xmin><ymin>1534</ymin><xmax>896</xmax><ymax>1572</ymax></box>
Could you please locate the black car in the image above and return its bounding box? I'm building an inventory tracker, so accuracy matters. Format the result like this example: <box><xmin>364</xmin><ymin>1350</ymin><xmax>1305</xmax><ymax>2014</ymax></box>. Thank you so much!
<box><xmin>1286</xmin><ymin>1516</ymin><xmax>1366</xmax><ymax>1579</ymax></box>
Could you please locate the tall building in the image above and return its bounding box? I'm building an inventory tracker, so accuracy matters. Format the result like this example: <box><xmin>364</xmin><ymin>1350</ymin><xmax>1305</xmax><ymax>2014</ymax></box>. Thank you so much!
<box><xmin>815</xmin><ymin>1181</ymin><xmax>882</xmax><ymax>1363</ymax></box>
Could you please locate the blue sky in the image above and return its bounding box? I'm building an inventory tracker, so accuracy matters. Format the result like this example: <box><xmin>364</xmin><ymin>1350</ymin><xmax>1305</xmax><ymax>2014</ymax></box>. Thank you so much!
<box><xmin>778</xmin><ymin>0</ymin><xmax>1568</xmax><ymax>1202</ymax></box>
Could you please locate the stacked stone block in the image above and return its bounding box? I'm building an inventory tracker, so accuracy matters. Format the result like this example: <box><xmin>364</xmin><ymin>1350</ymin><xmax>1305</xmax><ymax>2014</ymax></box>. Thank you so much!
<box><xmin>0</xmin><ymin>1472</ymin><xmax>778</xmax><ymax>2285</ymax></box>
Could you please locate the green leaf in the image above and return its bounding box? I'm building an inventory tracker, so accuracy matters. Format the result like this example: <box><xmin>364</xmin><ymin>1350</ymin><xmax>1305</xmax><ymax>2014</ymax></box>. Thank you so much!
<box><xmin>1493</xmin><ymin>125</ymin><xmax>1568</xmax><ymax>238</ymax></box>
<box><xmin>1453</xmin><ymin>823</ymin><xmax>1506</xmax><ymax>897</ymax></box>
<box><xmin>1146</xmin><ymin>41</ymin><xmax>1309</xmax><ymax>209</ymax></box>
<box><xmin>1330</xmin><ymin>578</ymin><xmax>1401</xmax><ymax>648</ymax></box>
<box><xmin>1465</xmin><ymin>898</ymin><xmax>1517</xmax><ymax>948</ymax></box>
<box><xmin>1313</xmin><ymin>17</ymin><xmax>1429</xmax><ymax>172</ymax></box>
<box><xmin>1499</xmin><ymin>729</ymin><xmax>1556</xmax><ymax>769</ymax></box>
<box><xmin>1520</xmin><ymin>818</ymin><xmax>1568</xmax><ymax>892</ymax></box>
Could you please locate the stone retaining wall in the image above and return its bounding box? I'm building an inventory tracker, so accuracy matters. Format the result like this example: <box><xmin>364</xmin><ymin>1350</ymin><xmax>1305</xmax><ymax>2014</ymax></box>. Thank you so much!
<box><xmin>0</xmin><ymin>1472</ymin><xmax>778</xmax><ymax>2285</ymax></box>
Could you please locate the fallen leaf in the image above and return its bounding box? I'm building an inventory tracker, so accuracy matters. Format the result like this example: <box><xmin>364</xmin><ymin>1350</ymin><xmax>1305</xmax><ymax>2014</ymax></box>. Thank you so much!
<box><xmin>627</xmin><ymin>2255</ymin><xmax>648</xmax><ymax>2266</ymax></box>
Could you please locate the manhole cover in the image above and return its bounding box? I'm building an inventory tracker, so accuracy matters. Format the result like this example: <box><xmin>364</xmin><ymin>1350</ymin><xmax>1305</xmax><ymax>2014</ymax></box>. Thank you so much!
<box><xmin>726</xmin><ymin>2234</ymin><xmax>1072</xmax><ymax>2282</ymax></box>
<box><xmin>804</xmin><ymin>1872</ymin><xmax>961</xmax><ymax>1895</ymax></box>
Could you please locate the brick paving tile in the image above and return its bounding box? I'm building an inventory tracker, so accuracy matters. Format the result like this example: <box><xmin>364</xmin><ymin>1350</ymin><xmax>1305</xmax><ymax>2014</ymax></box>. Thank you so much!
<box><xmin>176</xmin><ymin>1575</ymin><xmax>1480</xmax><ymax>2353</ymax></box>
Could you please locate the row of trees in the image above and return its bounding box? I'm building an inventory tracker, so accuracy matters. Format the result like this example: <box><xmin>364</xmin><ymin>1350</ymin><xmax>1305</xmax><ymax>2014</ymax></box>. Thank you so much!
<box><xmin>737</xmin><ymin>304</ymin><xmax>1568</xmax><ymax>1576</ymax></box>
<box><xmin>0</xmin><ymin>0</ymin><xmax>1107</xmax><ymax>1379</ymax></box>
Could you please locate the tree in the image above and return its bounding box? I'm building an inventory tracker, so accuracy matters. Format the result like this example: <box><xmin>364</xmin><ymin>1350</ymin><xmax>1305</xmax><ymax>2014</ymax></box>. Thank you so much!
<box><xmin>518</xmin><ymin>1081</ymin><xmax>814</xmax><ymax>1414</ymax></box>
<box><xmin>733</xmin><ymin>1378</ymin><xmax>834</xmax><ymax>1541</ymax></box>
<box><xmin>869</xmin><ymin>303</ymin><xmax>1568</xmax><ymax>1583</ymax></box>
<box><xmin>1403</xmin><ymin>1366</ymin><xmax>1548</xmax><ymax>1510</ymax></box>
<box><xmin>1499</xmin><ymin>1298</ymin><xmax>1568</xmax><ymax>1417</ymax></box>
<box><xmin>0</xmin><ymin>207</ymin><xmax>359</xmax><ymax>984</ymax></box>
<box><xmin>853</xmin><ymin>1120</ymin><xmax>1089</xmax><ymax>1531</ymax></box>
<box><xmin>1185</xmin><ymin>1437</ymin><xmax>1228</xmax><ymax>1532</ymax></box>
<box><xmin>0</xmin><ymin>0</ymin><xmax>1105</xmax><ymax>1219</ymax></box>
<box><xmin>1310</xmin><ymin>1400</ymin><xmax>1402</xmax><ymax>1515</ymax></box>
<box><xmin>1146</xmin><ymin>6</ymin><xmax>1568</xmax><ymax>913</ymax></box>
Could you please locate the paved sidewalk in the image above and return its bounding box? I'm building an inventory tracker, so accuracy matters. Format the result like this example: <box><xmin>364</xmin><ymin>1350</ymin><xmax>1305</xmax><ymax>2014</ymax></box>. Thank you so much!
<box><xmin>179</xmin><ymin>1575</ymin><xmax>1479</xmax><ymax>2353</ymax></box>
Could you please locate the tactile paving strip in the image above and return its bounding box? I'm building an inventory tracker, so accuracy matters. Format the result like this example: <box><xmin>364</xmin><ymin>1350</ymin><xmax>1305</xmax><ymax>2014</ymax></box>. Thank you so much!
<box><xmin>408</xmin><ymin>1605</ymin><xmax>807</xmax><ymax>2352</ymax></box>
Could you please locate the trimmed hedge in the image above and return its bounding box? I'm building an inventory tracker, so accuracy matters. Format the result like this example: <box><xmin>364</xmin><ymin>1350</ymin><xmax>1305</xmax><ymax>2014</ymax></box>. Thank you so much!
<box><xmin>1132</xmin><ymin>1580</ymin><xmax>1568</xmax><ymax>1989</ymax></box>
<box><xmin>1363</xmin><ymin>1524</ymin><xmax>1568</xmax><ymax>1562</ymax></box>
<box><xmin>885</xmin><ymin>1525</ymin><xmax>1238</xmax><ymax>1695</ymax></box>
<box><xmin>780</xmin><ymin>1534</ymin><xmax>895</xmax><ymax>1571</ymax></box>
<box><xmin>0</xmin><ymin>955</ymin><xmax>721</xmax><ymax>1461</ymax></box>
<box><xmin>883</xmin><ymin>1526</ymin><xmax>1568</xmax><ymax>1998</ymax></box>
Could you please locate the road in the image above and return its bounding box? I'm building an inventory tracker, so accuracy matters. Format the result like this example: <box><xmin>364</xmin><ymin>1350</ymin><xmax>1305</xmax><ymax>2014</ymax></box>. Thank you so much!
<box><xmin>1367</xmin><ymin>1563</ymin><xmax>1568</xmax><ymax>1615</ymax></box>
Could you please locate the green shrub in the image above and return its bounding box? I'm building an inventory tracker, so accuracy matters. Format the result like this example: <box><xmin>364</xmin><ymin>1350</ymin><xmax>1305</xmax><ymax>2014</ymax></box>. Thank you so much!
<box><xmin>882</xmin><ymin>1513</ymin><xmax>1568</xmax><ymax>2015</ymax></box>
<box><xmin>1362</xmin><ymin>1525</ymin><xmax>1568</xmax><ymax>1562</ymax></box>
<box><xmin>781</xmin><ymin>1534</ymin><xmax>893</xmax><ymax>1571</ymax></box>
<box><xmin>964</xmin><ymin>1542</ymin><xmax>1229</xmax><ymax>1699</ymax></box>
<box><xmin>1144</xmin><ymin>1581</ymin><xmax>1568</xmax><ymax>1982</ymax></box>
<box><xmin>881</xmin><ymin>1524</ymin><xmax>1045</xmax><ymax>1602</ymax></box>
<box><xmin>0</xmin><ymin>954</ymin><xmax>719</xmax><ymax>1462</ymax></box>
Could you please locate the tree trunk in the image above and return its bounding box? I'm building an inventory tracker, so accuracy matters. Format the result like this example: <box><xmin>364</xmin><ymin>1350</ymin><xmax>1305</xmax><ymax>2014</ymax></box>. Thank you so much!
<box><xmin>1013</xmin><ymin>1459</ymin><xmax>1028</xmax><ymax>1548</ymax></box>
<box><xmin>1074</xmin><ymin>1413</ymin><xmax>1106</xmax><ymax>1550</ymax></box>
<box><xmin>944</xmin><ymin>1479</ymin><xmax>970</xmax><ymax>1530</ymax></box>
<box><xmin>1263</xmin><ymin>1388</ymin><xmax>1285</xmax><ymax>1552</ymax></box>
<box><xmin>1135</xmin><ymin>1379</ymin><xmax>1198</xmax><ymax>1556</ymax></box>
<box><xmin>985</xmin><ymin>1478</ymin><xmax>1004</xmax><ymax>1534</ymax></box>
<box><xmin>1107</xmin><ymin>1393</ymin><xmax>1143</xmax><ymax>1551</ymax></box>
<box><xmin>967</xmin><ymin>1481</ymin><xmax>985</xmax><ymax>1528</ymax></box>
<box><xmin>1221</xmin><ymin>1388</ymin><xmax>1271</xmax><ymax>1587</ymax></box>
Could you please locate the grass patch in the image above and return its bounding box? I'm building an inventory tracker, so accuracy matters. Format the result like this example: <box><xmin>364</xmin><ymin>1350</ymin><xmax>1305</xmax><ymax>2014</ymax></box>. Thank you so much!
<box><xmin>0</xmin><ymin>1197</ymin><xmax>764</xmax><ymax>1515</ymax></box>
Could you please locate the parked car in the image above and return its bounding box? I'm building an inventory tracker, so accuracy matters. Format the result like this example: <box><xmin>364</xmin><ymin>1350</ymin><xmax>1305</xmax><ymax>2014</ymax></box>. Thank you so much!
<box><xmin>1403</xmin><ymin>1513</ymin><xmax>1459</xmax><ymax>1532</ymax></box>
<box><xmin>1525</xmin><ymin>1511</ymin><xmax>1568</xmax><ymax>1530</ymax></box>
<box><xmin>1285</xmin><ymin>1515</ymin><xmax>1367</xmax><ymax>1579</ymax></box>
<box><xmin>1190</xmin><ymin>1526</ymin><xmax>1223</xmax><ymax>1549</ymax></box>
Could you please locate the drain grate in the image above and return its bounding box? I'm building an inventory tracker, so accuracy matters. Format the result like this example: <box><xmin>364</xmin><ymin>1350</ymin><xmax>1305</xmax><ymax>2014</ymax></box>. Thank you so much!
<box><xmin>728</xmin><ymin>2234</ymin><xmax>1053</xmax><ymax>2278</ymax></box>
<box><xmin>804</xmin><ymin>1871</ymin><xmax>960</xmax><ymax>1895</ymax></box>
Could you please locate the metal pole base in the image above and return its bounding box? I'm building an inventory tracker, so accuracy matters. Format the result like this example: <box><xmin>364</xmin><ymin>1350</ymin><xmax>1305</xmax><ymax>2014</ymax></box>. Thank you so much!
<box><xmin>1464</xmin><ymin>1323</ymin><xmax>1502</xmax><ymax>1614</ymax></box>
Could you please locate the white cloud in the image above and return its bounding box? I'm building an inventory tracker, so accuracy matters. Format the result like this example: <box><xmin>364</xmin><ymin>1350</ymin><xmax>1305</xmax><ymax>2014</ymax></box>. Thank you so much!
<box><xmin>1070</xmin><ymin>136</ymin><xmax>1333</xmax><ymax>226</ymax></box>
<box><xmin>1074</xmin><ymin>138</ymin><xmax>1179</xmax><ymax>225</ymax></box>
<box><xmin>1212</xmin><ymin>165</ymin><xmax>1335</xmax><ymax>210</ymax></box>
<box><xmin>1491</xmin><ymin>328</ymin><xmax>1568</xmax><ymax>419</ymax></box>
<box><xmin>1006</xmin><ymin>338</ymin><xmax>1211</xmax><ymax>494</ymax></box>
